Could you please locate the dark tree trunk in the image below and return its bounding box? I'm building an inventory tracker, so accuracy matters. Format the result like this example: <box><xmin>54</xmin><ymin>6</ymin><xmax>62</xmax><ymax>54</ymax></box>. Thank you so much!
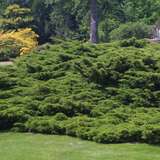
<box><xmin>90</xmin><ymin>0</ymin><xmax>98</xmax><ymax>43</ymax></box>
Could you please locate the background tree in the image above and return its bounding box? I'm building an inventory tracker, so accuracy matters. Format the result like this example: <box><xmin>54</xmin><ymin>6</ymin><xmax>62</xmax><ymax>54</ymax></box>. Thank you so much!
<box><xmin>0</xmin><ymin>1</ymin><xmax>8</xmax><ymax>17</ymax></box>
<box><xmin>43</xmin><ymin>0</ymin><xmax>88</xmax><ymax>42</ymax></box>
<box><xmin>123</xmin><ymin>0</ymin><xmax>160</xmax><ymax>23</ymax></box>
<box><xmin>31</xmin><ymin>0</ymin><xmax>53</xmax><ymax>43</ymax></box>
<box><xmin>2</xmin><ymin>0</ymin><xmax>160</xmax><ymax>43</ymax></box>
<box><xmin>90</xmin><ymin>0</ymin><xmax>98</xmax><ymax>43</ymax></box>
<box><xmin>0</xmin><ymin>4</ymin><xmax>38</xmax><ymax>60</ymax></box>
<box><xmin>0</xmin><ymin>4</ymin><xmax>33</xmax><ymax>31</ymax></box>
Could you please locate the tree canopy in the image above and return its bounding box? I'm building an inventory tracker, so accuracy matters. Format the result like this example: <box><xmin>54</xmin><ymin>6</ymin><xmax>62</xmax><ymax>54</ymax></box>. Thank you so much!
<box><xmin>0</xmin><ymin>0</ymin><xmax>160</xmax><ymax>42</ymax></box>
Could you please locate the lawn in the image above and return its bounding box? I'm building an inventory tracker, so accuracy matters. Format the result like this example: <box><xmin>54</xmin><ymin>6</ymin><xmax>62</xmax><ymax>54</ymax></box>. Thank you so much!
<box><xmin>0</xmin><ymin>133</ymin><xmax>160</xmax><ymax>160</ymax></box>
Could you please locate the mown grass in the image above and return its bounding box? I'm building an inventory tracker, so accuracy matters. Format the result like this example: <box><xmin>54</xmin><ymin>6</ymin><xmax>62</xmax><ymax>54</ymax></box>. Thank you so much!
<box><xmin>0</xmin><ymin>132</ymin><xmax>160</xmax><ymax>160</ymax></box>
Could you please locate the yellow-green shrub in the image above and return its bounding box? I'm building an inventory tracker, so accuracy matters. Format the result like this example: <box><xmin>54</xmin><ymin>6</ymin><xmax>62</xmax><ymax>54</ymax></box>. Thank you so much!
<box><xmin>0</xmin><ymin>28</ymin><xmax>38</xmax><ymax>58</ymax></box>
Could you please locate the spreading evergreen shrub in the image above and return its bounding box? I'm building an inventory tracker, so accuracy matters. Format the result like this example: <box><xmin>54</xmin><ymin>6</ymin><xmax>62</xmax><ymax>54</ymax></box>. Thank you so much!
<box><xmin>0</xmin><ymin>40</ymin><xmax>160</xmax><ymax>144</ymax></box>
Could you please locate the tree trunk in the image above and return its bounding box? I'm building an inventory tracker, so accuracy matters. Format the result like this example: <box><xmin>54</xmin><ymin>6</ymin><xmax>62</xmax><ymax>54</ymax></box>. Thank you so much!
<box><xmin>90</xmin><ymin>0</ymin><xmax>98</xmax><ymax>43</ymax></box>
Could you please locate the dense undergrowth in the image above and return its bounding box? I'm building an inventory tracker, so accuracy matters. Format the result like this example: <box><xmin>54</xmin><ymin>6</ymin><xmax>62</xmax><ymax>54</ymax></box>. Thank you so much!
<box><xmin>1</xmin><ymin>39</ymin><xmax>160</xmax><ymax>144</ymax></box>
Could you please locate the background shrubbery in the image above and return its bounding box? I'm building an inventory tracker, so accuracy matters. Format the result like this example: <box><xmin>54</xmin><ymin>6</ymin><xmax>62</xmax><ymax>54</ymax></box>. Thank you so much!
<box><xmin>110</xmin><ymin>22</ymin><xmax>151</xmax><ymax>41</ymax></box>
<box><xmin>1</xmin><ymin>40</ymin><xmax>160</xmax><ymax>144</ymax></box>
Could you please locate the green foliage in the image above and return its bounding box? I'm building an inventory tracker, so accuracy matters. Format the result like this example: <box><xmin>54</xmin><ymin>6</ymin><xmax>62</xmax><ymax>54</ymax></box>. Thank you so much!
<box><xmin>1</xmin><ymin>41</ymin><xmax>160</xmax><ymax>144</ymax></box>
<box><xmin>2</xmin><ymin>0</ymin><xmax>160</xmax><ymax>42</ymax></box>
<box><xmin>123</xmin><ymin>0</ymin><xmax>160</xmax><ymax>23</ymax></box>
<box><xmin>0</xmin><ymin>107</ymin><xmax>30</xmax><ymax>130</ymax></box>
<box><xmin>0</xmin><ymin>4</ymin><xmax>33</xmax><ymax>30</ymax></box>
<box><xmin>120</xmin><ymin>37</ymin><xmax>147</xmax><ymax>48</ymax></box>
<box><xmin>0</xmin><ymin>42</ymin><xmax>20</xmax><ymax>61</ymax></box>
<box><xmin>110</xmin><ymin>22</ymin><xmax>151</xmax><ymax>40</ymax></box>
